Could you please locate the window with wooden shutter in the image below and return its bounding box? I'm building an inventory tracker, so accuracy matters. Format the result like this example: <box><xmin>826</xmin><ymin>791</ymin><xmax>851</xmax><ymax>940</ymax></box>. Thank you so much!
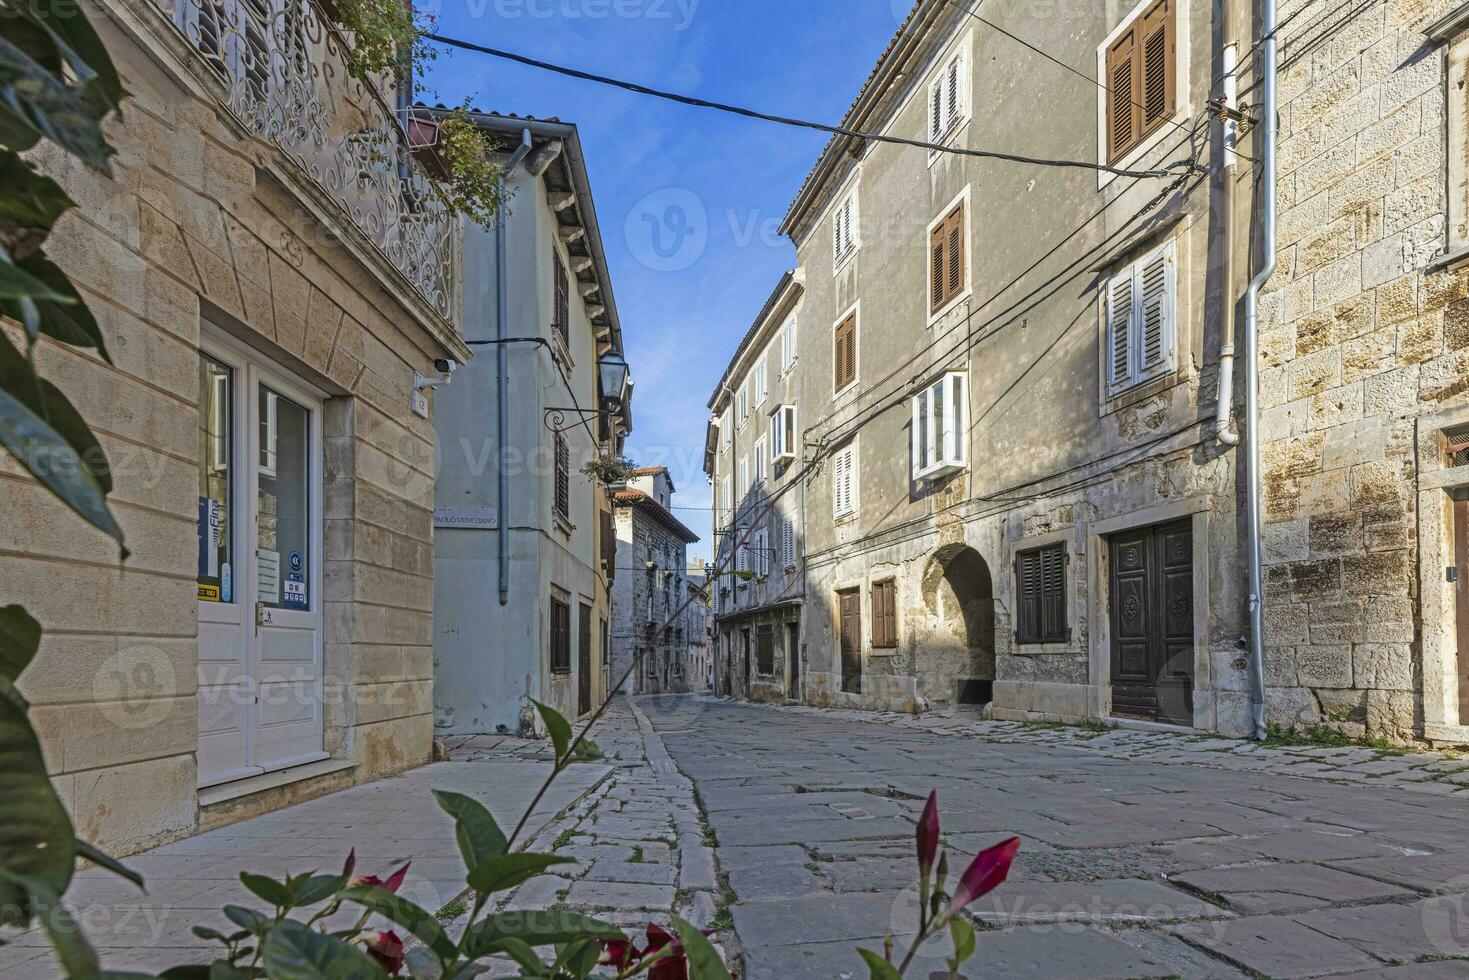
<box><xmin>550</xmin><ymin>595</ymin><xmax>572</xmax><ymax>671</ymax></box>
<box><xmin>911</xmin><ymin>371</ymin><xmax>967</xmax><ymax>480</ymax></box>
<box><xmin>834</xmin><ymin>313</ymin><xmax>857</xmax><ymax>391</ymax></box>
<box><xmin>1015</xmin><ymin>543</ymin><xmax>1068</xmax><ymax>645</ymax></box>
<box><xmin>872</xmin><ymin>578</ymin><xmax>897</xmax><ymax>648</ymax></box>
<box><xmin>930</xmin><ymin>202</ymin><xmax>966</xmax><ymax>314</ymax></box>
<box><xmin>928</xmin><ymin>51</ymin><xmax>966</xmax><ymax>143</ymax></box>
<box><xmin>554</xmin><ymin>432</ymin><xmax>570</xmax><ymax>520</ymax></box>
<box><xmin>552</xmin><ymin>249</ymin><xmax>570</xmax><ymax>348</ymax></box>
<box><xmin>1105</xmin><ymin>0</ymin><xmax>1176</xmax><ymax>163</ymax></box>
<box><xmin>833</xmin><ymin>191</ymin><xmax>859</xmax><ymax>268</ymax></box>
<box><xmin>781</xmin><ymin>517</ymin><xmax>796</xmax><ymax>568</ymax></box>
<box><xmin>1106</xmin><ymin>240</ymin><xmax>1176</xmax><ymax>395</ymax></box>
<box><xmin>833</xmin><ymin>442</ymin><xmax>857</xmax><ymax>517</ymax></box>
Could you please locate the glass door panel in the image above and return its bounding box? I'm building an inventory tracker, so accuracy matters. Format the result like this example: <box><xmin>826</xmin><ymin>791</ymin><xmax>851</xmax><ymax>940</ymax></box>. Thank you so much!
<box><xmin>197</xmin><ymin>355</ymin><xmax>234</xmax><ymax>604</ymax></box>
<box><xmin>257</xmin><ymin>386</ymin><xmax>311</xmax><ymax>612</ymax></box>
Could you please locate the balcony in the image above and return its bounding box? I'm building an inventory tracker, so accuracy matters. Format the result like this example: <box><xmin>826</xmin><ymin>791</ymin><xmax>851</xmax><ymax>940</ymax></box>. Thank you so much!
<box><xmin>152</xmin><ymin>0</ymin><xmax>457</xmax><ymax>322</ymax></box>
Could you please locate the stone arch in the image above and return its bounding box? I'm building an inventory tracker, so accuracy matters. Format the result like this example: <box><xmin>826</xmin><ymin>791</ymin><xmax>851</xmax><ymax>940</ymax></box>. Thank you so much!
<box><xmin>919</xmin><ymin>543</ymin><xmax>997</xmax><ymax>705</ymax></box>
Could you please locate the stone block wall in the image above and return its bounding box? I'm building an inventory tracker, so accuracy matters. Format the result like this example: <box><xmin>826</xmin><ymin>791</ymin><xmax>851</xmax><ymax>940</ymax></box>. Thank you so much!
<box><xmin>1259</xmin><ymin>0</ymin><xmax>1468</xmax><ymax>739</ymax></box>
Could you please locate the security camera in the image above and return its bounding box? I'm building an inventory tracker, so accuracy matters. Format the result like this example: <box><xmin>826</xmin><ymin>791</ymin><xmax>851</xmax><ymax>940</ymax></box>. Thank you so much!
<box><xmin>433</xmin><ymin>357</ymin><xmax>458</xmax><ymax>374</ymax></box>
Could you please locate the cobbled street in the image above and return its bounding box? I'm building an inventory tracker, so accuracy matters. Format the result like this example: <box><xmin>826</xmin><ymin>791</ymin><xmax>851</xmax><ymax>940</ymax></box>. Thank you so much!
<box><xmin>613</xmin><ymin>695</ymin><xmax>1469</xmax><ymax>980</ymax></box>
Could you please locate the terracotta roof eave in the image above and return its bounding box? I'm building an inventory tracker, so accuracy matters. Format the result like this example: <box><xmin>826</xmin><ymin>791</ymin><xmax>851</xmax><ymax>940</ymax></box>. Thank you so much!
<box><xmin>611</xmin><ymin>490</ymin><xmax>701</xmax><ymax>543</ymax></box>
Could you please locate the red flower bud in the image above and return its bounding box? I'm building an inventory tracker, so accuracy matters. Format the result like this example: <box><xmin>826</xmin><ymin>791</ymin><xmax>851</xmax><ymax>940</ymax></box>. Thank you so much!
<box><xmin>349</xmin><ymin>861</ymin><xmax>410</xmax><ymax>894</ymax></box>
<box><xmin>950</xmin><ymin>837</ymin><xmax>1021</xmax><ymax>912</ymax></box>
<box><xmin>364</xmin><ymin>930</ymin><xmax>405</xmax><ymax>975</ymax></box>
<box><xmin>340</xmin><ymin>848</ymin><xmax>356</xmax><ymax>881</ymax></box>
<box><xmin>916</xmin><ymin>790</ymin><xmax>940</xmax><ymax>876</ymax></box>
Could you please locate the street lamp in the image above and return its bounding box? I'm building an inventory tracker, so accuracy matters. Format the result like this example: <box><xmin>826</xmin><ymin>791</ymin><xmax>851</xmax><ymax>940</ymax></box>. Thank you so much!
<box><xmin>597</xmin><ymin>350</ymin><xmax>630</xmax><ymax>414</ymax></box>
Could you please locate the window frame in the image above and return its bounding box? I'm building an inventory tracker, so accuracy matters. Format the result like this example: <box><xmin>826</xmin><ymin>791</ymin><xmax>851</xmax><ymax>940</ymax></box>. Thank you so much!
<box><xmin>753</xmin><ymin>354</ymin><xmax>769</xmax><ymax>409</ymax></box>
<box><xmin>752</xmin><ymin>435</ymin><xmax>768</xmax><ymax>489</ymax></box>
<box><xmin>1014</xmin><ymin>542</ymin><xmax>1070</xmax><ymax>646</ymax></box>
<box><xmin>772</xmin><ymin>403</ymin><xmax>797</xmax><ymax>463</ymax></box>
<box><xmin>871</xmin><ymin>577</ymin><xmax>898</xmax><ymax>649</ymax></box>
<box><xmin>911</xmin><ymin>370</ymin><xmax>968</xmax><ymax>482</ymax></box>
<box><xmin>780</xmin><ymin>317</ymin><xmax>798</xmax><ymax>374</ymax></box>
<box><xmin>552</xmin><ymin>247</ymin><xmax>570</xmax><ymax>351</ymax></box>
<box><xmin>1105</xmin><ymin>238</ymin><xmax>1178</xmax><ymax>398</ymax></box>
<box><xmin>927</xmin><ymin>45</ymin><xmax>969</xmax><ymax>150</ymax></box>
<box><xmin>1098</xmin><ymin>0</ymin><xmax>1183</xmax><ymax>178</ymax></box>
<box><xmin>832</xmin><ymin>185</ymin><xmax>860</xmax><ymax>272</ymax></box>
<box><xmin>833</xmin><ymin>440</ymin><xmax>858</xmax><ymax>519</ymax></box>
<box><xmin>780</xmin><ymin>516</ymin><xmax>797</xmax><ymax>569</ymax></box>
<box><xmin>927</xmin><ymin>189</ymin><xmax>971</xmax><ymax>321</ymax></box>
<box><xmin>550</xmin><ymin>593</ymin><xmax>573</xmax><ymax>673</ymax></box>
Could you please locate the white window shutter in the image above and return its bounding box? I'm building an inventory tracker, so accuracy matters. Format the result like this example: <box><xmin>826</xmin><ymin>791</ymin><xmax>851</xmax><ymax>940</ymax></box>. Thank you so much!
<box><xmin>1138</xmin><ymin>247</ymin><xmax>1173</xmax><ymax>376</ymax></box>
<box><xmin>781</xmin><ymin>517</ymin><xmax>795</xmax><ymax>567</ymax></box>
<box><xmin>910</xmin><ymin>393</ymin><xmax>922</xmax><ymax>481</ymax></box>
<box><xmin>1107</xmin><ymin>268</ymin><xmax>1135</xmax><ymax>392</ymax></box>
<box><xmin>946</xmin><ymin>57</ymin><xmax>960</xmax><ymax>128</ymax></box>
<box><xmin>929</xmin><ymin>76</ymin><xmax>943</xmax><ymax>140</ymax></box>
<box><xmin>947</xmin><ymin>372</ymin><xmax>965</xmax><ymax>465</ymax></box>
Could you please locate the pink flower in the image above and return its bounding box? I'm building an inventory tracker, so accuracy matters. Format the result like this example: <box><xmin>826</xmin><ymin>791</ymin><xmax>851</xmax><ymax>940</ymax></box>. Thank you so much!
<box><xmin>601</xmin><ymin>923</ymin><xmax>713</xmax><ymax>980</ymax></box>
<box><xmin>364</xmin><ymin>930</ymin><xmax>405</xmax><ymax>974</ymax></box>
<box><xmin>950</xmin><ymin>837</ymin><xmax>1020</xmax><ymax>912</ymax></box>
<box><xmin>349</xmin><ymin>860</ymin><xmax>410</xmax><ymax>894</ymax></box>
<box><xmin>916</xmin><ymin>790</ymin><xmax>940</xmax><ymax>877</ymax></box>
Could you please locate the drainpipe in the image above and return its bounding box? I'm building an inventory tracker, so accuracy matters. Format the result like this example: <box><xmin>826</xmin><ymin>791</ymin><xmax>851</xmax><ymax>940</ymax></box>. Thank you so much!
<box><xmin>1214</xmin><ymin>40</ymin><xmax>1242</xmax><ymax>447</ymax></box>
<box><xmin>497</xmin><ymin>129</ymin><xmax>534</xmax><ymax>605</ymax></box>
<box><xmin>1243</xmin><ymin>0</ymin><xmax>1279</xmax><ymax>739</ymax></box>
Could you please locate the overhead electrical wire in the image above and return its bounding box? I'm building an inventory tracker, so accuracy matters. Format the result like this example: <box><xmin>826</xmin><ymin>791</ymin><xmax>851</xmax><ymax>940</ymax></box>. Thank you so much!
<box><xmin>422</xmin><ymin>31</ymin><xmax>1190</xmax><ymax>180</ymax></box>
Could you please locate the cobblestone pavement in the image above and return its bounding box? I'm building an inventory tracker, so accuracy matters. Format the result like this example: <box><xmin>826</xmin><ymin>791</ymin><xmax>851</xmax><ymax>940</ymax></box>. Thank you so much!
<box><xmin>633</xmin><ymin>695</ymin><xmax>1469</xmax><ymax>980</ymax></box>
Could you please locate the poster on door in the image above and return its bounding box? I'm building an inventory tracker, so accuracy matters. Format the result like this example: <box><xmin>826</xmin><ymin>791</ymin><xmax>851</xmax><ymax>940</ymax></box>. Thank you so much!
<box><xmin>257</xmin><ymin>548</ymin><xmax>280</xmax><ymax>603</ymax></box>
<box><xmin>284</xmin><ymin>551</ymin><xmax>307</xmax><ymax>609</ymax></box>
<box><xmin>198</xmin><ymin>497</ymin><xmax>221</xmax><ymax>601</ymax></box>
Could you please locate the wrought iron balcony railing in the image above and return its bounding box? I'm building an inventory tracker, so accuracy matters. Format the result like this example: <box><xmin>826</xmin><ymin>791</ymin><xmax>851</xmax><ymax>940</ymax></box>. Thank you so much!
<box><xmin>155</xmin><ymin>0</ymin><xmax>456</xmax><ymax>321</ymax></box>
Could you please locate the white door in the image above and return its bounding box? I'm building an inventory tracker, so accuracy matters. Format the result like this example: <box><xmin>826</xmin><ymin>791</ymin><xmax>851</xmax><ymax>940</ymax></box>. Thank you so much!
<box><xmin>196</xmin><ymin>336</ymin><xmax>326</xmax><ymax>788</ymax></box>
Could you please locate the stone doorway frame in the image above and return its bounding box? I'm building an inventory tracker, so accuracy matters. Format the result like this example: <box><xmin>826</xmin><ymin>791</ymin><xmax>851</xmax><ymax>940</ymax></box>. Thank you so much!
<box><xmin>1087</xmin><ymin>495</ymin><xmax>1215</xmax><ymax>730</ymax></box>
<box><xmin>1418</xmin><ymin>402</ymin><xmax>1469</xmax><ymax>743</ymax></box>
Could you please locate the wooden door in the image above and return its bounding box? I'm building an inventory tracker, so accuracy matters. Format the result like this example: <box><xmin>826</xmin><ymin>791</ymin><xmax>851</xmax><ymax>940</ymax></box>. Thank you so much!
<box><xmin>1110</xmin><ymin>518</ymin><xmax>1194</xmax><ymax>725</ymax></box>
<box><xmin>1455</xmin><ymin>495</ymin><xmax>1469</xmax><ymax>723</ymax></box>
<box><xmin>578</xmin><ymin>602</ymin><xmax>593</xmax><ymax>716</ymax></box>
<box><xmin>839</xmin><ymin>589</ymin><xmax>862</xmax><ymax>693</ymax></box>
<box><xmin>787</xmin><ymin>622</ymin><xmax>801</xmax><ymax>699</ymax></box>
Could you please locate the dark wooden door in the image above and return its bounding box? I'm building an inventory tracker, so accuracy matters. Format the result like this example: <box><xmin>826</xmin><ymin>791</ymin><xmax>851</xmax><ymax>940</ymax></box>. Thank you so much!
<box><xmin>577</xmin><ymin>603</ymin><xmax>593</xmax><ymax>715</ymax></box>
<box><xmin>787</xmin><ymin>622</ymin><xmax>801</xmax><ymax>699</ymax></box>
<box><xmin>1110</xmin><ymin>518</ymin><xmax>1194</xmax><ymax>725</ymax></box>
<box><xmin>839</xmin><ymin>589</ymin><xmax>862</xmax><ymax>693</ymax></box>
<box><xmin>1455</xmin><ymin>495</ymin><xmax>1469</xmax><ymax>722</ymax></box>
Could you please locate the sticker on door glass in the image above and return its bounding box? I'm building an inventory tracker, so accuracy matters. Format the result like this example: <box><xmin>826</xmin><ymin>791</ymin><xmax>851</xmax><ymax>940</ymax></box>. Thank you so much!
<box><xmin>284</xmin><ymin>572</ymin><xmax>307</xmax><ymax>609</ymax></box>
<box><xmin>257</xmin><ymin>548</ymin><xmax>280</xmax><ymax>603</ymax></box>
<box><xmin>197</xmin><ymin>497</ymin><xmax>222</xmax><ymax>601</ymax></box>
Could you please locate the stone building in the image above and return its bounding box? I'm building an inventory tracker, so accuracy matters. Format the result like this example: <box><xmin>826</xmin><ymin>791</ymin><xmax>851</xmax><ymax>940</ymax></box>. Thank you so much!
<box><xmin>609</xmin><ymin>468</ymin><xmax>701</xmax><ymax>693</ymax></box>
<box><xmin>685</xmin><ymin>557</ymin><xmax>712</xmax><ymax>690</ymax></box>
<box><xmin>706</xmin><ymin>272</ymin><xmax>808</xmax><ymax>702</ymax></box>
<box><xmin>1257</xmin><ymin>0</ymin><xmax>1469</xmax><ymax>744</ymax></box>
<box><xmin>431</xmin><ymin>112</ymin><xmax>631</xmax><ymax>735</ymax></box>
<box><xmin>6</xmin><ymin>0</ymin><xmax>468</xmax><ymax>853</ymax></box>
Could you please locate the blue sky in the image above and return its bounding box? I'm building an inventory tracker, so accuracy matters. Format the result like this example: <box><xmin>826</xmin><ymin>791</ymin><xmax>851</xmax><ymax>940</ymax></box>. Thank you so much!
<box><xmin>423</xmin><ymin>0</ymin><xmax>910</xmax><ymax>551</ymax></box>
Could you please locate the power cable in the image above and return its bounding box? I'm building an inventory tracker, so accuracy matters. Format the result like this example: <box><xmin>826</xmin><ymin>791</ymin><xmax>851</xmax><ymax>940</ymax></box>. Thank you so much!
<box><xmin>422</xmin><ymin>31</ymin><xmax>1189</xmax><ymax>180</ymax></box>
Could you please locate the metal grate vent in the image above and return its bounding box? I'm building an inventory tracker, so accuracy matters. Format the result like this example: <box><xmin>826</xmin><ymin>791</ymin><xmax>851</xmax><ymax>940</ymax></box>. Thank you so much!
<box><xmin>1446</xmin><ymin>423</ymin><xmax>1469</xmax><ymax>468</ymax></box>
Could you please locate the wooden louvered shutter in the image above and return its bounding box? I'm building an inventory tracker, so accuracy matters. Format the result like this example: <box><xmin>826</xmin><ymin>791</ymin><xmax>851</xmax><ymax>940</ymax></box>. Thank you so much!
<box><xmin>834</xmin><ymin>315</ymin><xmax>856</xmax><ymax>390</ymax></box>
<box><xmin>1138</xmin><ymin>249</ymin><xmax>1171</xmax><ymax>376</ymax></box>
<box><xmin>1106</xmin><ymin>26</ymin><xmax>1140</xmax><ymax>162</ymax></box>
<box><xmin>1040</xmin><ymin>546</ymin><xmax>1067</xmax><ymax>642</ymax></box>
<box><xmin>946</xmin><ymin>205</ymin><xmax>965</xmax><ymax>303</ymax></box>
<box><xmin>929</xmin><ymin>77</ymin><xmax>944</xmax><ymax>141</ymax></box>
<box><xmin>1139</xmin><ymin>0</ymin><xmax>1176</xmax><ymax>136</ymax></box>
<box><xmin>1107</xmin><ymin>268</ymin><xmax>1134</xmax><ymax>392</ymax></box>
<box><xmin>930</xmin><ymin>224</ymin><xmax>946</xmax><ymax>312</ymax></box>
<box><xmin>1016</xmin><ymin>550</ymin><xmax>1041</xmax><ymax>643</ymax></box>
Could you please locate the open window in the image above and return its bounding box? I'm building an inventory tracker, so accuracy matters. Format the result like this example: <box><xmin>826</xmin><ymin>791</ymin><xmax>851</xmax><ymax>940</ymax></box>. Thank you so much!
<box><xmin>772</xmin><ymin>404</ymin><xmax>798</xmax><ymax>464</ymax></box>
<box><xmin>911</xmin><ymin>371</ymin><xmax>967</xmax><ymax>481</ymax></box>
<box><xmin>833</xmin><ymin>188</ymin><xmax>859</xmax><ymax>270</ymax></box>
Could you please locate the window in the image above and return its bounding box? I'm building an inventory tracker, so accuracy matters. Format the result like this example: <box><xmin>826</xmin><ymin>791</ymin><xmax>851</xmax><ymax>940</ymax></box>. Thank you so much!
<box><xmin>780</xmin><ymin>318</ymin><xmax>798</xmax><ymax>372</ymax></box>
<box><xmin>833</xmin><ymin>189</ymin><xmax>859</xmax><ymax>269</ymax></box>
<box><xmin>781</xmin><ymin>517</ymin><xmax>796</xmax><ymax>568</ymax></box>
<box><xmin>737</xmin><ymin>455</ymin><xmax>749</xmax><ymax>499</ymax></box>
<box><xmin>550</xmin><ymin>595</ymin><xmax>572</xmax><ymax>672</ymax></box>
<box><xmin>720</xmin><ymin>408</ymin><xmax>731</xmax><ymax>449</ymax></box>
<box><xmin>834</xmin><ymin>312</ymin><xmax>857</xmax><ymax>392</ymax></box>
<box><xmin>930</xmin><ymin>202</ymin><xmax>966</xmax><ymax>314</ymax></box>
<box><xmin>721</xmin><ymin>476</ymin><xmax>732</xmax><ymax>514</ymax></box>
<box><xmin>772</xmin><ymin>404</ymin><xmax>797</xmax><ymax>463</ymax></box>
<box><xmin>1105</xmin><ymin>0</ymin><xmax>1176</xmax><ymax>163</ymax></box>
<box><xmin>833</xmin><ymin>442</ymin><xmax>857</xmax><ymax>518</ymax></box>
<box><xmin>554</xmin><ymin>431</ymin><xmax>570</xmax><ymax>520</ymax></box>
<box><xmin>736</xmin><ymin>526</ymin><xmax>750</xmax><ymax>573</ymax></box>
<box><xmin>754</xmin><ymin>355</ymin><xmax>768</xmax><ymax>408</ymax></box>
<box><xmin>552</xmin><ymin>249</ymin><xmax>570</xmax><ymax>348</ymax></box>
<box><xmin>752</xmin><ymin>437</ymin><xmax>768</xmax><ymax>488</ymax></box>
<box><xmin>911</xmin><ymin>371</ymin><xmax>967</xmax><ymax>481</ymax></box>
<box><xmin>756</xmin><ymin>624</ymin><xmax>775</xmax><ymax>674</ymax></box>
<box><xmin>1015</xmin><ymin>544</ymin><xmax>1068</xmax><ymax>645</ymax></box>
<box><xmin>754</xmin><ymin>526</ymin><xmax>771</xmax><ymax>577</ymax></box>
<box><xmin>928</xmin><ymin>49</ymin><xmax>966</xmax><ymax>143</ymax></box>
<box><xmin>1106</xmin><ymin>240</ymin><xmax>1177</xmax><ymax>395</ymax></box>
<box><xmin>871</xmin><ymin>579</ymin><xmax>897</xmax><ymax>648</ymax></box>
<box><xmin>736</xmin><ymin>382</ymin><xmax>749</xmax><ymax>423</ymax></box>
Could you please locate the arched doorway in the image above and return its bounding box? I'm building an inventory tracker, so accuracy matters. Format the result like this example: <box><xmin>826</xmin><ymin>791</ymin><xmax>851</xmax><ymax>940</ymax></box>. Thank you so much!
<box><xmin>920</xmin><ymin>544</ymin><xmax>996</xmax><ymax>705</ymax></box>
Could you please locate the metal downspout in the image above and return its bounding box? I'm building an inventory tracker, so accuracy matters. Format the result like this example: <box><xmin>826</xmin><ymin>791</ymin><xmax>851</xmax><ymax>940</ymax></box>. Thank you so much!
<box><xmin>1244</xmin><ymin>0</ymin><xmax>1279</xmax><ymax>738</ymax></box>
<box><xmin>497</xmin><ymin>130</ymin><xmax>534</xmax><ymax>605</ymax></box>
<box><xmin>1215</xmin><ymin>41</ymin><xmax>1242</xmax><ymax>447</ymax></box>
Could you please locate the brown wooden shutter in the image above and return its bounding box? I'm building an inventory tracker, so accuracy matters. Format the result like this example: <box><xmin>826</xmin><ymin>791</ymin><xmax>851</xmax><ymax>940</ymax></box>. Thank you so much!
<box><xmin>834</xmin><ymin>315</ymin><xmax>856</xmax><ymax>390</ymax></box>
<box><xmin>946</xmin><ymin>205</ymin><xmax>964</xmax><ymax>302</ymax></box>
<box><xmin>930</xmin><ymin>225</ymin><xmax>946</xmax><ymax>312</ymax></box>
<box><xmin>1139</xmin><ymin>0</ymin><xmax>1176</xmax><ymax>134</ymax></box>
<box><xmin>872</xmin><ymin>579</ymin><xmax>897</xmax><ymax>648</ymax></box>
<box><xmin>930</xmin><ymin>204</ymin><xmax>966</xmax><ymax>313</ymax></box>
<box><xmin>1040</xmin><ymin>546</ymin><xmax>1066</xmax><ymax>641</ymax></box>
<box><xmin>554</xmin><ymin>433</ymin><xmax>570</xmax><ymax>519</ymax></box>
<box><xmin>1106</xmin><ymin>27</ymin><xmax>1140</xmax><ymax>162</ymax></box>
<box><xmin>1016</xmin><ymin>550</ymin><xmax>1040</xmax><ymax>643</ymax></box>
<box><xmin>553</xmin><ymin>250</ymin><xmax>569</xmax><ymax>346</ymax></box>
<box><xmin>1017</xmin><ymin>545</ymin><xmax>1067</xmax><ymax>644</ymax></box>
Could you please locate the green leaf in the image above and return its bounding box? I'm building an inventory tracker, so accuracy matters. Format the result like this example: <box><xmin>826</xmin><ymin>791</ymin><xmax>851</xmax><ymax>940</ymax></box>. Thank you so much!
<box><xmin>462</xmin><ymin>911</ymin><xmax>623</xmax><ymax>959</ymax></box>
<box><xmin>465</xmin><ymin>853</ymin><xmax>575</xmax><ymax>895</ymax></box>
<box><xmin>0</xmin><ymin>603</ymin><xmax>41</xmax><ymax>684</ymax></box>
<box><xmin>222</xmin><ymin>905</ymin><xmax>270</xmax><ymax>936</ymax></box>
<box><xmin>566</xmin><ymin>739</ymin><xmax>603</xmax><ymax>763</ymax></box>
<box><xmin>0</xmin><ymin>152</ymin><xmax>73</xmax><ymax>241</ymax></box>
<box><xmin>490</xmin><ymin>937</ymin><xmax>544</xmax><ymax>973</ymax></box>
<box><xmin>403</xmin><ymin>946</ymin><xmax>444</xmax><ymax>980</ymax></box>
<box><xmin>556</xmin><ymin>938</ymin><xmax>602</xmax><ymax>979</ymax></box>
<box><xmin>432</xmin><ymin>789</ymin><xmax>508</xmax><ymax>872</ymax></box>
<box><xmin>239</xmin><ymin>872</ymin><xmax>292</xmax><ymax>907</ymax></box>
<box><xmin>856</xmin><ymin>949</ymin><xmax>902</xmax><ymax>980</ymax></box>
<box><xmin>339</xmin><ymin>885</ymin><xmax>457</xmax><ymax>963</ymax></box>
<box><xmin>673</xmin><ymin>916</ymin><xmax>731</xmax><ymax>980</ymax></box>
<box><xmin>191</xmin><ymin>926</ymin><xmax>228</xmax><ymax>943</ymax></box>
<box><xmin>532</xmin><ymin>700</ymin><xmax>572</xmax><ymax>761</ymax></box>
<box><xmin>0</xmin><ymin>330</ymin><xmax>123</xmax><ymax>547</ymax></box>
<box><xmin>17</xmin><ymin>253</ymin><xmax>111</xmax><ymax>359</ymax></box>
<box><xmin>0</xmin><ymin>34</ymin><xmax>115</xmax><ymax>171</ymax></box>
<box><xmin>75</xmin><ymin>839</ymin><xmax>144</xmax><ymax>890</ymax></box>
<box><xmin>25</xmin><ymin>0</ymin><xmax>125</xmax><ymax>110</ymax></box>
<box><xmin>292</xmin><ymin>873</ymin><xmax>346</xmax><ymax>907</ymax></box>
<box><xmin>33</xmin><ymin>886</ymin><xmax>100</xmax><ymax>978</ymax></box>
<box><xmin>260</xmin><ymin>919</ymin><xmax>384</xmax><ymax>979</ymax></box>
<box><xmin>948</xmin><ymin>915</ymin><xmax>975</xmax><ymax>968</ymax></box>
<box><xmin>0</xmin><ymin>682</ymin><xmax>76</xmax><ymax>928</ymax></box>
<box><xmin>0</xmin><ymin>254</ymin><xmax>70</xmax><ymax>301</ymax></box>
